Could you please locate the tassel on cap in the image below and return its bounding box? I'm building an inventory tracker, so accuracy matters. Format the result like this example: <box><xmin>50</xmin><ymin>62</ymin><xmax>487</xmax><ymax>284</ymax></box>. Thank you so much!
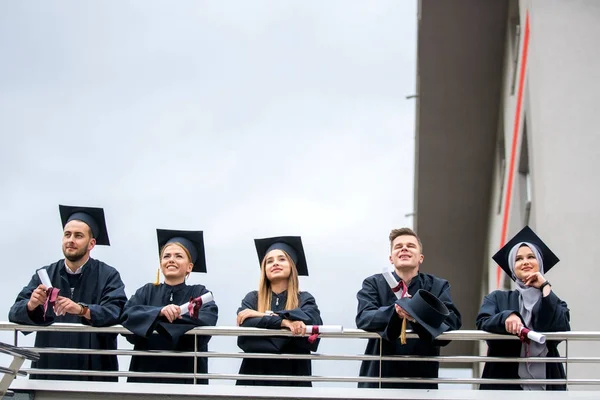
<box><xmin>400</xmin><ymin>317</ymin><xmax>407</xmax><ymax>345</ymax></box>
<box><xmin>154</xmin><ymin>267</ymin><xmax>160</xmax><ymax>286</ymax></box>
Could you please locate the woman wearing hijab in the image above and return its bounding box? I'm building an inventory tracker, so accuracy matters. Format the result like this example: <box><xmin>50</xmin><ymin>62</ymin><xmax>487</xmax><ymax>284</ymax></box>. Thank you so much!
<box><xmin>476</xmin><ymin>226</ymin><xmax>570</xmax><ymax>390</ymax></box>
<box><xmin>121</xmin><ymin>229</ymin><xmax>218</xmax><ymax>384</ymax></box>
<box><xmin>236</xmin><ymin>236</ymin><xmax>323</xmax><ymax>386</ymax></box>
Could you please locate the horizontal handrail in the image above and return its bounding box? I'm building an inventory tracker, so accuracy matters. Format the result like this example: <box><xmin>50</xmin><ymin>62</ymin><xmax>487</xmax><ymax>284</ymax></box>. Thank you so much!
<box><xmin>19</xmin><ymin>347</ymin><xmax>593</xmax><ymax>364</ymax></box>
<box><xmin>19</xmin><ymin>368</ymin><xmax>600</xmax><ymax>385</ymax></box>
<box><xmin>1</xmin><ymin>321</ymin><xmax>596</xmax><ymax>341</ymax></box>
<box><xmin>0</xmin><ymin>366</ymin><xmax>27</xmax><ymax>377</ymax></box>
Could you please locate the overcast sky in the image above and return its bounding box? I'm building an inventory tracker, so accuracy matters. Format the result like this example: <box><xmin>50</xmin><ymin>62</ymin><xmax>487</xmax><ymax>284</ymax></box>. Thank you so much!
<box><xmin>0</xmin><ymin>1</ymin><xmax>419</xmax><ymax>386</ymax></box>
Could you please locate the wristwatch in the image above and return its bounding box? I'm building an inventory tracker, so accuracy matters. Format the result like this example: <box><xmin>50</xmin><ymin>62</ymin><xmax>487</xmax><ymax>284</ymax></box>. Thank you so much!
<box><xmin>78</xmin><ymin>302</ymin><xmax>89</xmax><ymax>316</ymax></box>
<box><xmin>539</xmin><ymin>281</ymin><xmax>551</xmax><ymax>291</ymax></box>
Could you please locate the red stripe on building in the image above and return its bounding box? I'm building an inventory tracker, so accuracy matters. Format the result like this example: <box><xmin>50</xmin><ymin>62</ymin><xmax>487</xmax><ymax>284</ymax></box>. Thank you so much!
<box><xmin>497</xmin><ymin>12</ymin><xmax>531</xmax><ymax>288</ymax></box>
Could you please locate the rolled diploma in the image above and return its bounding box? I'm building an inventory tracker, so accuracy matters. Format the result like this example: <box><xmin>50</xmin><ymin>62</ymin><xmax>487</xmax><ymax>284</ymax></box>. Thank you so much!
<box><xmin>305</xmin><ymin>325</ymin><xmax>343</xmax><ymax>334</ymax></box>
<box><xmin>522</xmin><ymin>327</ymin><xmax>546</xmax><ymax>344</ymax></box>
<box><xmin>382</xmin><ymin>269</ymin><xmax>402</xmax><ymax>300</ymax></box>
<box><xmin>180</xmin><ymin>292</ymin><xmax>214</xmax><ymax>315</ymax></box>
<box><xmin>37</xmin><ymin>269</ymin><xmax>53</xmax><ymax>288</ymax></box>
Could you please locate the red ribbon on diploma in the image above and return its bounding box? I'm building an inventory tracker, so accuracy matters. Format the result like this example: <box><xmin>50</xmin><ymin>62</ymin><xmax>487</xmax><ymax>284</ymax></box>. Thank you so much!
<box><xmin>308</xmin><ymin>325</ymin><xmax>320</xmax><ymax>344</ymax></box>
<box><xmin>44</xmin><ymin>287</ymin><xmax>60</xmax><ymax>321</ymax></box>
<box><xmin>518</xmin><ymin>327</ymin><xmax>531</xmax><ymax>357</ymax></box>
<box><xmin>393</xmin><ymin>281</ymin><xmax>408</xmax><ymax>298</ymax></box>
<box><xmin>187</xmin><ymin>296</ymin><xmax>204</xmax><ymax>319</ymax></box>
<box><xmin>518</xmin><ymin>327</ymin><xmax>531</xmax><ymax>343</ymax></box>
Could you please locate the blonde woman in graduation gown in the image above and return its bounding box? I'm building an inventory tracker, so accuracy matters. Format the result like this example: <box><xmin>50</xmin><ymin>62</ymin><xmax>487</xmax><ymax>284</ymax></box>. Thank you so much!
<box><xmin>236</xmin><ymin>236</ymin><xmax>322</xmax><ymax>386</ymax></box>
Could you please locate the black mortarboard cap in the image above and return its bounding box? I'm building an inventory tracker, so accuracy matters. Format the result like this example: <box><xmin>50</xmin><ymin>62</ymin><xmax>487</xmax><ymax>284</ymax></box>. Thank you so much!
<box><xmin>156</xmin><ymin>229</ymin><xmax>206</xmax><ymax>273</ymax></box>
<box><xmin>59</xmin><ymin>204</ymin><xmax>110</xmax><ymax>246</ymax></box>
<box><xmin>254</xmin><ymin>236</ymin><xmax>308</xmax><ymax>276</ymax></box>
<box><xmin>396</xmin><ymin>289</ymin><xmax>450</xmax><ymax>338</ymax></box>
<box><xmin>492</xmin><ymin>225</ymin><xmax>560</xmax><ymax>280</ymax></box>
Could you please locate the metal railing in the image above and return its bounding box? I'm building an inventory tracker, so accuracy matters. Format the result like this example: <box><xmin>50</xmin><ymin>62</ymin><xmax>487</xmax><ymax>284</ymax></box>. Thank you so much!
<box><xmin>0</xmin><ymin>340</ymin><xmax>40</xmax><ymax>397</ymax></box>
<box><xmin>1</xmin><ymin>322</ymin><xmax>599</xmax><ymax>388</ymax></box>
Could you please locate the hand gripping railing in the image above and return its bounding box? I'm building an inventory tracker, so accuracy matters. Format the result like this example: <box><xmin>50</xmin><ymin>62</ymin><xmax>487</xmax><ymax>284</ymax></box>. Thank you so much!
<box><xmin>0</xmin><ymin>340</ymin><xmax>40</xmax><ymax>397</ymax></box>
<box><xmin>1</xmin><ymin>322</ymin><xmax>600</xmax><ymax>387</ymax></box>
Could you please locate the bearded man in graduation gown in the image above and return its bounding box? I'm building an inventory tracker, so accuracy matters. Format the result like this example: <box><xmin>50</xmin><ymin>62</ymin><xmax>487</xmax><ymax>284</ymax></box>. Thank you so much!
<box><xmin>356</xmin><ymin>228</ymin><xmax>462</xmax><ymax>389</ymax></box>
<box><xmin>9</xmin><ymin>205</ymin><xmax>127</xmax><ymax>381</ymax></box>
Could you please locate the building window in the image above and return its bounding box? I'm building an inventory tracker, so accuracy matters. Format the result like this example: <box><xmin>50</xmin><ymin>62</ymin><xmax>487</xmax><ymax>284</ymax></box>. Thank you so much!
<box><xmin>508</xmin><ymin>1</ymin><xmax>521</xmax><ymax>96</ymax></box>
<box><xmin>496</xmin><ymin>126</ymin><xmax>506</xmax><ymax>215</ymax></box>
<box><xmin>523</xmin><ymin>173</ymin><xmax>532</xmax><ymax>225</ymax></box>
<box><xmin>518</xmin><ymin>118</ymin><xmax>531</xmax><ymax>225</ymax></box>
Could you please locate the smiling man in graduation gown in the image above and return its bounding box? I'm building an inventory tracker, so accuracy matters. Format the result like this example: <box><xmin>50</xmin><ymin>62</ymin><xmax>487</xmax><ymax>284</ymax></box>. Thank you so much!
<box><xmin>356</xmin><ymin>228</ymin><xmax>462</xmax><ymax>389</ymax></box>
<box><xmin>9</xmin><ymin>205</ymin><xmax>127</xmax><ymax>381</ymax></box>
<box><xmin>121</xmin><ymin>229</ymin><xmax>218</xmax><ymax>384</ymax></box>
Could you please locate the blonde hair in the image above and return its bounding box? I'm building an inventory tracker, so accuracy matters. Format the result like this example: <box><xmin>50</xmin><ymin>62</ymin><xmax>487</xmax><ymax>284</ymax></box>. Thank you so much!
<box><xmin>154</xmin><ymin>242</ymin><xmax>194</xmax><ymax>285</ymax></box>
<box><xmin>257</xmin><ymin>250</ymin><xmax>300</xmax><ymax>312</ymax></box>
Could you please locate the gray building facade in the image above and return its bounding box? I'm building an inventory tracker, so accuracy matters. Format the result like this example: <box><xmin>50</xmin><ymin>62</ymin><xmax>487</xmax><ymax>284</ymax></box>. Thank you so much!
<box><xmin>414</xmin><ymin>0</ymin><xmax>600</xmax><ymax>388</ymax></box>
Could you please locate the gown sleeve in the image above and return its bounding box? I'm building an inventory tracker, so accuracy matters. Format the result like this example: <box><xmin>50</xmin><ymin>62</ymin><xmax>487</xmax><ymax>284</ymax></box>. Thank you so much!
<box><xmin>84</xmin><ymin>265</ymin><xmax>127</xmax><ymax>327</ymax></box>
<box><xmin>121</xmin><ymin>284</ymin><xmax>160</xmax><ymax>338</ymax></box>
<box><xmin>277</xmin><ymin>292</ymin><xmax>322</xmax><ymax>325</ymax></box>
<box><xmin>436</xmin><ymin>280</ymin><xmax>462</xmax><ymax>331</ymax></box>
<box><xmin>533</xmin><ymin>290</ymin><xmax>570</xmax><ymax>332</ymax></box>
<box><xmin>237</xmin><ymin>291</ymin><xmax>322</xmax><ymax>353</ymax></box>
<box><xmin>355</xmin><ymin>276</ymin><xmax>396</xmax><ymax>337</ymax></box>
<box><xmin>476</xmin><ymin>291</ymin><xmax>522</xmax><ymax>334</ymax></box>
<box><xmin>8</xmin><ymin>270</ymin><xmax>52</xmax><ymax>326</ymax></box>
<box><xmin>279</xmin><ymin>292</ymin><xmax>323</xmax><ymax>352</ymax></box>
<box><xmin>237</xmin><ymin>291</ymin><xmax>283</xmax><ymax>329</ymax></box>
<box><xmin>156</xmin><ymin>285</ymin><xmax>219</xmax><ymax>344</ymax></box>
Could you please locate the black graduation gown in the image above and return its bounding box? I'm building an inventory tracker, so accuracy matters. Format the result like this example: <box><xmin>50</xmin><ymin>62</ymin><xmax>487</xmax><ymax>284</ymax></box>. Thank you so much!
<box><xmin>476</xmin><ymin>289</ymin><xmax>570</xmax><ymax>390</ymax></box>
<box><xmin>236</xmin><ymin>290</ymin><xmax>323</xmax><ymax>387</ymax></box>
<box><xmin>8</xmin><ymin>259</ymin><xmax>127</xmax><ymax>381</ymax></box>
<box><xmin>121</xmin><ymin>282</ymin><xmax>218</xmax><ymax>384</ymax></box>
<box><xmin>356</xmin><ymin>271</ymin><xmax>462</xmax><ymax>389</ymax></box>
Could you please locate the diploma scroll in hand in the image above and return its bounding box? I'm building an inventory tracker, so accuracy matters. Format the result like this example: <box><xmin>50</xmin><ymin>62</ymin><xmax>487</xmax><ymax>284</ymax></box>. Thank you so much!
<box><xmin>305</xmin><ymin>325</ymin><xmax>344</xmax><ymax>343</ymax></box>
<box><xmin>382</xmin><ymin>268</ymin><xmax>410</xmax><ymax>344</ymax></box>
<box><xmin>383</xmin><ymin>269</ymin><xmax>403</xmax><ymax>300</ymax></box>
<box><xmin>519</xmin><ymin>327</ymin><xmax>546</xmax><ymax>344</ymax></box>
<box><xmin>37</xmin><ymin>268</ymin><xmax>60</xmax><ymax>320</ymax></box>
<box><xmin>180</xmin><ymin>292</ymin><xmax>214</xmax><ymax>318</ymax></box>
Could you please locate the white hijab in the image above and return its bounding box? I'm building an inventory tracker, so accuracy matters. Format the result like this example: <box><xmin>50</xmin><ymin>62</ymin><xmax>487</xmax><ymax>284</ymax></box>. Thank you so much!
<box><xmin>508</xmin><ymin>241</ymin><xmax>549</xmax><ymax>390</ymax></box>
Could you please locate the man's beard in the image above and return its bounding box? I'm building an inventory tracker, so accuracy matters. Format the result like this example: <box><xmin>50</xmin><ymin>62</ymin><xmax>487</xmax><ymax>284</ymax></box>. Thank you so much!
<box><xmin>63</xmin><ymin>246</ymin><xmax>87</xmax><ymax>262</ymax></box>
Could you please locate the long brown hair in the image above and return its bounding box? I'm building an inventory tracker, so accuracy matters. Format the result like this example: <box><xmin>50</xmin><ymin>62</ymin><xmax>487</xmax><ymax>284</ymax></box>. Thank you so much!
<box><xmin>257</xmin><ymin>250</ymin><xmax>300</xmax><ymax>312</ymax></box>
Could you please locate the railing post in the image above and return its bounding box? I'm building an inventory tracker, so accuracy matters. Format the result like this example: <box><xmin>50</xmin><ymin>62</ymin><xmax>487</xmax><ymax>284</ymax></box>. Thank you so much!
<box><xmin>0</xmin><ymin>355</ymin><xmax>25</xmax><ymax>396</ymax></box>
<box><xmin>565</xmin><ymin>338</ymin><xmax>569</xmax><ymax>389</ymax></box>
<box><xmin>193</xmin><ymin>332</ymin><xmax>198</xmax><ymax>385</ymax></box>
<box><xmin>378</xmin><ymin>338</ymin><xmax>382</xmax><ymax>388</ymax></box>
<box><xmin>472</xmin><ymin>360</ymin><xmax>478</xmax><ymax>391</ymax></box>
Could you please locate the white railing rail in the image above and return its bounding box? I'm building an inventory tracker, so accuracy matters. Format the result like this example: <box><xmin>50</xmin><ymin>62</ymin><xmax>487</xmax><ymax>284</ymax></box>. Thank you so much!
<box><xmin>1</xmin><ymin>322</ymin><xmax>599</xmax><ymax>387</ymax></box>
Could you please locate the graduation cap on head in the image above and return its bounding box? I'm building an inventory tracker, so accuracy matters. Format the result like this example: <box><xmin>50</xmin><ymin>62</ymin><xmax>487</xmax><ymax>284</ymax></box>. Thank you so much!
<box><xmin>156</xmin><ymin>229</ymin><xmax>207</xmax><ymax>273</ymax></box>
<box><xmin>492</xmin><ymin>225</ymin><xmax>560</xmax><ymax>280</ymax></box>
<box><xmin>254</xmin><ymin>236</ymin><xmax>309</xmax><ymax>276</ymax></box>
<box><xmin>59</xmin><ymin>204</ymin><xmax>110</xmax><ymax>246</ymax></box>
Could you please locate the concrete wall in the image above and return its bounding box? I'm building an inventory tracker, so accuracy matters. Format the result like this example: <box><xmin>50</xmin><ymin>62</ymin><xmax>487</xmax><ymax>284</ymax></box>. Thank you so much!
<box><xmin>484</xmin><ymin>0</ymin><xmax>600</xmax><ymax>389</ymax></box>
<box><xmin>527</xmin><ymin>0</ymin><xmax>600</xmax><ymax>388</ymax></box>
